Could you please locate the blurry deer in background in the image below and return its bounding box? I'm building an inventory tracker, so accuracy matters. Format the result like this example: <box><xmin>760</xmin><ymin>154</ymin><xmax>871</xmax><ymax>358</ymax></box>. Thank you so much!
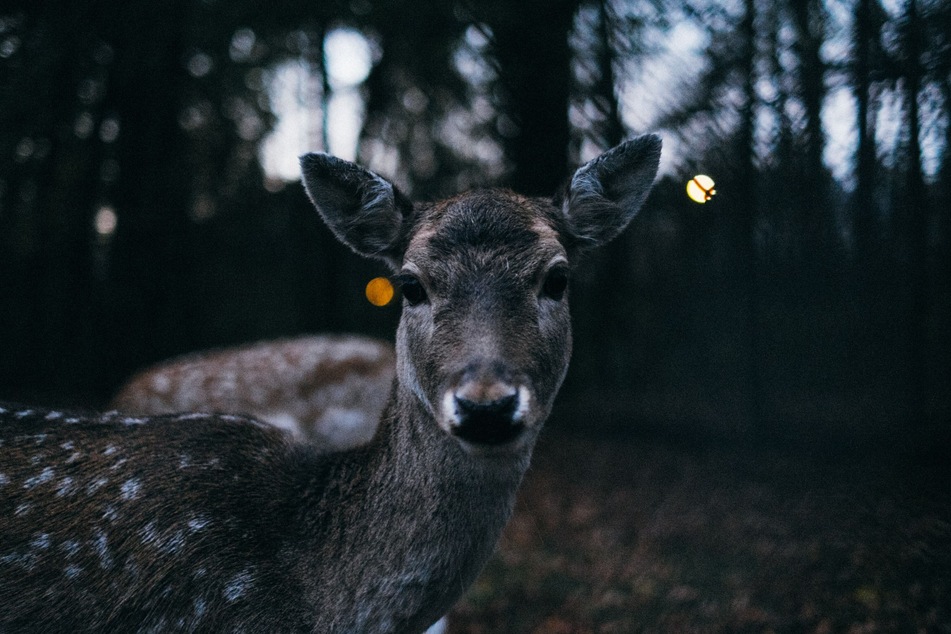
<box><xmin>0</xmin><ymin>134</ymin><xmax>661</xmax><ymax>632</ymax></box>
<box><xmin>110</xmin><ymin>334</ymin><xmax>395</xmax><ymax>451</ymax></box>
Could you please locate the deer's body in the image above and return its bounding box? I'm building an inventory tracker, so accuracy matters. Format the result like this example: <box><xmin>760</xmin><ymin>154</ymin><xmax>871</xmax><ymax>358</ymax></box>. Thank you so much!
<box><xmin>0</xmin><ymin>403</ymin><xmax>508</xmax><ymax>631</ymax></box>
<box><xmin>0</xmin><ymin>135</ymin><xmax>660</xmax><ymax>632</ymax></box>
<box><xmin>110</xmin><ymin>335</ymin><xmax>395</xmax><ymax>450</ymax></box>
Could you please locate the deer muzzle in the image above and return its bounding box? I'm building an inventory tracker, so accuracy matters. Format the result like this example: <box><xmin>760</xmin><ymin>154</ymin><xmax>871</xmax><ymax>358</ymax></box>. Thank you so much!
<box><xmin>441</xmin><ymin>361</ymin><xmax>531</xmax><ymax>447</ymax></box>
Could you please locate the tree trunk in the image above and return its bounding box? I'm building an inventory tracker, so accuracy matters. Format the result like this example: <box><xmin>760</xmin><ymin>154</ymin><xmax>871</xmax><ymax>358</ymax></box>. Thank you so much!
<box><xmin>317</xmin><ymin>23</ymin><xmax>331</xmax><ymax>154</ymax></box>
<box><xmin>853</xmin><ymin>0</ymin><xmax>877</xmax><ymax>262</ymax></box>
<box><xmin>594</xmin><ymin>0</ymin><xmax>625</xmax><ymax>149</ymax></box>
<box><xmin>789</xmin><ymin>0</ymin><xmax>828</xmax><ymax>252</ymax></box>
<box><xmin>902</xmin><ymin>0</ymin><xmax>929</xmax><ymax>425</ymax></box>
<box><xmin>486</xmin><ymin>0</ymin><xmax>578</xmax><ymax>195</ymax></box>
<box><xmin>105</xmin><ymin>0</ymin><xmax>196</xmax><ymax>380</ymax></box>
<box><xmin>737</xmin><ymin>0</ymin><xmax>764</xmax><ymax>431</ymax></box>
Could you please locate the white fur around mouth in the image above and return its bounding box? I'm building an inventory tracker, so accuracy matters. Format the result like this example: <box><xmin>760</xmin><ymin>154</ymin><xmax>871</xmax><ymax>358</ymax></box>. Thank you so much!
<box><xmin>513</xmin><ymin>385</ymin><xmax>531</xmax><ymax>422</ymax></box>
<box><xmin>441</xmin><ymin>385</ymin><xmax>530</xmax><ymax>425</ymax></box>
<box><xmin>441</xmin><ymin>390</ymin><xmax>457</xmax><ymax>426</ymax></box>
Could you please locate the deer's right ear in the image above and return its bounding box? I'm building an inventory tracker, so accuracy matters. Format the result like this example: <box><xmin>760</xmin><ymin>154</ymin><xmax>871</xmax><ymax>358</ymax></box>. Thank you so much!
<box><xmin>300</xmin><ymin>153</ymin><xmax>412</xmax><ymax>268</ymax></box>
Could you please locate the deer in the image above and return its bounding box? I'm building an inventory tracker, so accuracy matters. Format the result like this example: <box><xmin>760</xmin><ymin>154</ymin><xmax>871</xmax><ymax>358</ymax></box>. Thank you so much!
<box><xmin>108</xmin><ymin>336</ymin><xmax>451</xmax><ymax>634</ymax></box>
<box><xmin>109</xmin><ymin>334</ymin><xmax>396</xmax><ymax>451</ymax></box>
<box><xmin>0</xmin><ymin>133</ymin><xmax>661</xmax><ymax>633</ymax></box>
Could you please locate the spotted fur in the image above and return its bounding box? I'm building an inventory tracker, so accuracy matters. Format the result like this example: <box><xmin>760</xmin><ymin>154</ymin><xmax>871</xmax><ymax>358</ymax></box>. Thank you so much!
<box><xmin>110</xmin><ymin>335</ymin><xmax>395</xmax><ymax>450</ymax></box>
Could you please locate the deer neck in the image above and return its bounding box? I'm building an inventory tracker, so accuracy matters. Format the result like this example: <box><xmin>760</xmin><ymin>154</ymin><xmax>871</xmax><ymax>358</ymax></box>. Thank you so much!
<box><xmin>362</xmin><ymin>382</ymin><xmax>532</xmax><ymax>546</ymax></box>
<box><xmin>293</xmin><ymin>382</ymin><xmax>531</xmax><ymax>631</ymax></box>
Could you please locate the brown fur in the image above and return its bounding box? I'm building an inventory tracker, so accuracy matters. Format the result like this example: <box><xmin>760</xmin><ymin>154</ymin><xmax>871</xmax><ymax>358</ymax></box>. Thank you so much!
<box><xmin>110</xmin><ymin>335</ymin><xmax>395</xmax><ymax>449</ymax></box>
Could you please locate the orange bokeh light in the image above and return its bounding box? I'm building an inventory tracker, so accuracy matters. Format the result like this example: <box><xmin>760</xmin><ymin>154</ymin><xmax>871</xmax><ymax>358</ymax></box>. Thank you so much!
<box><xmin>365</xmin><ymin>277</ymin><xmax>395</xmax><ymax>307</ymax></box>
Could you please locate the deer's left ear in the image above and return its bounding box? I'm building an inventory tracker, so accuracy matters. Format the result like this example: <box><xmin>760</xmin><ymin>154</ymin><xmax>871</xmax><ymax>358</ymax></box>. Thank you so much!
<box><xmin>300</xmin><ymin>153</ymin><xmax>413</xmax><ymax>269</ymax></box>
<box><xmin>560</xmin><ymin>134</ymin><xmax>661</xmax><ymax>251</ymax></box>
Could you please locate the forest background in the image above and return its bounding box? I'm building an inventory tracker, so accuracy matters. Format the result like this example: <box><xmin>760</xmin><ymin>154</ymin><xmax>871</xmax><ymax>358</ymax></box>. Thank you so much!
<box><xmin>1</xmin><ymin>0</ymin><xmax>948</xmax><ymax>450</ymax></box>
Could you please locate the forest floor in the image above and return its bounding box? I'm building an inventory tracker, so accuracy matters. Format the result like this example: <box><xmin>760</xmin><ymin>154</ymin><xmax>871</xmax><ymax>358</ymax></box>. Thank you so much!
<box><xmin>446</xmin><ymin>428</ymin><xmax>950</xmax><ymax>633</ymax></box>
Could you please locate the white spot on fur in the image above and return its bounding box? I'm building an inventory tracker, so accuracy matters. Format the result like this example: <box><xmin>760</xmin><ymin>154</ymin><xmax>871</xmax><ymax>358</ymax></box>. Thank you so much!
<box><xmin>140</xmin><ymin>521</ymin><xmax>160</xmax><ymax>547</ymax></box>
<box><xmin>325</xmin><ymin>407</ymin><xmax>368</xmax><ymax>435</ymax></box>
<box><xmin>152</xmin><ymin>374</ymin><xmax>171</xmax><ymax>393</ymax></box>
<box><xmin>15</xmin><ymin>503</ymin><xmax>31</xmax><ymax>516</ymax></box>
<box><xmin>259</xmin><ymin>412</ymin><xmax>302</xmax><ymax>439</ymax></box>
<box><xmin>110</xmin><ymin>458</ymin><xmax>128</xmax><ymax>471</ymax></box>
<box><xmin>0</xmin><ymin>551</ymin><xmax>36</xmax><ymax>571</ymax></box>
<box><xmin>176</xmin><ymin>413</ymin><xmax>208</xmax><ymax>422</ymax></box>
<box><xmin>122</xmin><ymin>417</ymin><xmax>147</xmax><ymax>426</ymax></box>
<box><xmin>0</xmin><ymin>473</ymin><xmax>8</xmax><ymax>487</ymax></box>
<box><xmin>103</xmin><ymin>445</ymin><xmax>117</xmax><ymax>456</ymax></box>
<box><xmin>30</xmin><ymin>533</ymin><xmax>51</xmax><ymax>550</ymax></box>
<box><xmin>23</xmin><ymin>467</ymin><xmax>54</xmax><ymax>489</ymax></box>
<box><xmin>86</xmin><ymin>477</ymin><xmax>108</xmax><ymax>495</ymax></box>
<box><xmin>65</xmin><ymin>564</ymin><xmax>82</xmax><ymax>579</ymax></box>
<box><xmin>93</xmin><ymin>529</ymin><xmax>112</xmax><ymax>569</ymax></box>
<box><xmin>179</xmin><ymin>453</ymin><xmax>192</xmax><ymax>469</ymax></box>
<box><xmin>60</xmin><ymin>540</ymin><xmax>81</xmax><ymax>558</ymax></box>
<box><xmin>223</xmin><ymin>568</ymin><xmax>254</xmax><ymax>602</ymax></box>
<box><xmin>103</xmin><ymin>505</ymin><xmax>118</xmax><ymax>522</ymax></box>
<box><xmin>120</xmin><ymin>478</ymin><xmax>141</xmax><ymax>500</ymax></box>
<box><xmin>33</xmin><ymin>433</ymin><xmax>48</xmax><ymax>444</ymax></box>
<box><xmin>66</xmin><ymin>451</ymin><xmax>83</xmax><ymax>464</ymax></box>
<box><xmin>14</xmin><ymin>409</ymin><xmax>34</xmax><ymax>419</ymax></box>
<box><xmin>55</xmin><ymin>477</ymin><xmax>75</xmax><ymax>497</ymax></box>
<box><xmin>187</xmin><ymin>515</ymin><xmax>210</xmax><ymax>532</ymax></box>
<box><xmin>45</xmin><ymin>411</ymin><xmax>62</xmax><ymax>421</ymax></box>
<box><xmin>60</xmin><ymin>441</ymin><xmax>75</xmax><ymax>451</ymax></box>
<box><xmin>193</xmin><ymin>597</ymin><xmax>207</xmax><ymax>619</ymax></box>
<box><xmin>160</xmin><ymin>529</ymin><xmax>185</xmax><ymax>555</ymax></box>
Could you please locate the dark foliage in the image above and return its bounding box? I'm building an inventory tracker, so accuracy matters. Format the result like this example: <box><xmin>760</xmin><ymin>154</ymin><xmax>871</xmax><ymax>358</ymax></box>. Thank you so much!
<box><xmin>0</xmin><ymin>0</ymin><xmax>948</xmax><ymax>446</ymax></box>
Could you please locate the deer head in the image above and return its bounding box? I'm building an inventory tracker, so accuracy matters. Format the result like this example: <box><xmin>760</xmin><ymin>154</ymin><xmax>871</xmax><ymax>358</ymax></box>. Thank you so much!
<box><xmin>301</xmin><ymin>135</ymin><xmax>661</xmax><ymax>456</ymax></box>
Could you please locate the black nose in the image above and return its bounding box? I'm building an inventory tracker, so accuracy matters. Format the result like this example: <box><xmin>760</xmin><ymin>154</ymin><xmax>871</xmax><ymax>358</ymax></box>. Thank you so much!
<box><xmin>452</xmin><ymin>392</ymin><xmax>523</xmax><ymax>445</ymax></box>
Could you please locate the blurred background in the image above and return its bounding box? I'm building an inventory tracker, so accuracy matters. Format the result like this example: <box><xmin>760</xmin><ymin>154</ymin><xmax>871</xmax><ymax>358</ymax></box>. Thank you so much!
<box><xmin>0</xmin><ymin>0</ymin><xmax>948</xmax><ymax>446</ymax></box>
<box><xmin>2</xmin><ymin>2</ymin><xmax>949</xmax><ymax>630</ymax></box>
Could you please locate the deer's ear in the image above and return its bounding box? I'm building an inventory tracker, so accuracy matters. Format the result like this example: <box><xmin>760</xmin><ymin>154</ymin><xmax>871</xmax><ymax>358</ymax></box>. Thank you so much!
<box><xmin>300</xmin><ymin>153</ymin><xmax>412</xmax><ymax>268</ymax></box>
<box><xmin>560</xmin><ymin>134</ymin><xmax>661</xmax><ymax>252</ymax></box>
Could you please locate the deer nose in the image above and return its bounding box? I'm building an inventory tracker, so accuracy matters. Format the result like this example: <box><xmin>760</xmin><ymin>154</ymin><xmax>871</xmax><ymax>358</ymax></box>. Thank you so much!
<box><xmin>449</xmin><ymin>382</ymin><xmax>525</xmax><ymax>446</ymax></box>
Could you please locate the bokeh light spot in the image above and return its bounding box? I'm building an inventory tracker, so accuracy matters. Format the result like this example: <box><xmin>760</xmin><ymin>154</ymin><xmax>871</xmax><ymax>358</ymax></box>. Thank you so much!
<box><xmin>94</xmin><ymin>205</ymin><xmax>117</xmax><ymax>237</ymax></box>
<box><xmin>325</xmin><ymin>28</ymin><xmax>372</xmax><ymax>88</ymax></box>
<box><xmin>365</xmin><ymin>277</ymin><xmax>395</xmax><ymax>307</ymax></box>
<box><xmin>686</xmin><ymin>174</ymin><xmax>716</xmax><ymax>203</ymax></box>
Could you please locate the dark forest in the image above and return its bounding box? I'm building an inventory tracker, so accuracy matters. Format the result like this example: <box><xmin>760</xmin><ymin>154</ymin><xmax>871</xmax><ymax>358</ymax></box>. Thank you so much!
<box><xmin>1</xmin><ymin>1</ymin><xmax>948</xmax><ymax>630</ymax></box>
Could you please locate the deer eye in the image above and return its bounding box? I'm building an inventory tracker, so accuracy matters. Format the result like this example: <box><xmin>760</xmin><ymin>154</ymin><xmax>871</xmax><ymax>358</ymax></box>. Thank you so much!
<box><xmin>396</xmin><ymin>274</ymin><xmax>428</xmax><ymax>306</ymax></box>
<box><xmin>541</xmin><ymin>267</ymin><xmax>569</xmax><ymax>301</ymax></box>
